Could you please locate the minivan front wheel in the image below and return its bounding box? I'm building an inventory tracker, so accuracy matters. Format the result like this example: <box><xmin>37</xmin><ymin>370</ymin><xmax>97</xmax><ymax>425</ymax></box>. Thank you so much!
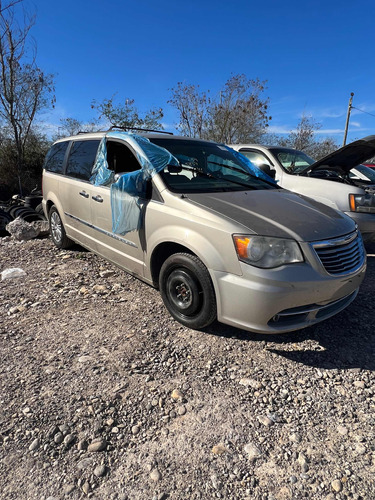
<box><xmin>49</xmin><ymin>206</ymin><xmax>73</xmax><ymax>249</ymax></box>
<box><xmin>159</xmin><ymin>253</ymin><xmax>217</xmax><ymax>330</ymax></box>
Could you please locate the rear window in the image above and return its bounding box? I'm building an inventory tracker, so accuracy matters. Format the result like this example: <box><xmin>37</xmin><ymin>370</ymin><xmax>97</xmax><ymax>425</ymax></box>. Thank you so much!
<box><xmin>44</xmin><ymin>141</ymin><xmax>69</xmax><ymax>173</ymax></box>
<box><xmin>66</xmin><ymin>140</ymin><xmax>100</xmax><ymax>181</ymax></box>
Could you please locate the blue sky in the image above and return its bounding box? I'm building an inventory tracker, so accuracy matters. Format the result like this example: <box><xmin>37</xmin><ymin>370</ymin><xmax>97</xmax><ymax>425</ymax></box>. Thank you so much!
<box><xmin>23</xmin><ymin>0</ymin><xmax>375</xmax><ymax>143</ymax></box>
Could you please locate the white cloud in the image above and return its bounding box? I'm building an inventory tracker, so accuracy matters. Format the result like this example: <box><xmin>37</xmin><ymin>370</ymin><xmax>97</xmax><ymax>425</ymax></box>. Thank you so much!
<box><xmin>314</xmin><ymin>128</ymin><xmax>343</xmax><ymax>135</ymax></box>
<box><xmin>267</xmin><ymin>125</ymin><xmax>292</xmax><ymax>134</ymax></box>
<box><xmin>319</xmin><ymin>110</ymin><xmax>345</xmax><ymax>119</ymax></box>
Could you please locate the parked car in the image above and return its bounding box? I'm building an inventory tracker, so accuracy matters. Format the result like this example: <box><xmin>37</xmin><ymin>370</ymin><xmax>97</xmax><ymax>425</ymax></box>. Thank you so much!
<box><xmin>42</xmin><ymin>130</ymin><xmax>366</xmax><ymax>334</ymax></box>
<box><xmin>363</xmin><ymin>163</ymin><xmax>375</xmax><ymax>169</ymax></box>
<box><xmin>229</xmin><ymin>136</ymin><xmax>375</xmax><ymax>243</ymax></box>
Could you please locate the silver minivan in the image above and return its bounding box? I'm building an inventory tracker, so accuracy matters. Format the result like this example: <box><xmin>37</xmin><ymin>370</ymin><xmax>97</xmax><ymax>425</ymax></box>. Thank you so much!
<box><xmin>42</xmin><ymin>130</ymin><xmax>366</xmax><ymax>334</ymax></box>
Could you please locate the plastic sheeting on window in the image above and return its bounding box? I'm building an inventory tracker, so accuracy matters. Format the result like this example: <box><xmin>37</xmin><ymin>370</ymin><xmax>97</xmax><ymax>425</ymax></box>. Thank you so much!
<box><xmin>223</xmin><ymin>146</ymin><xmax>278</xmax><ymax>185</ymax></box>
<box><xmin>90</xmin><ymin>138</ymin><xmax>114</xmax><ymax>186</ymax></box>
<box><xmin>107</xmin><ymin>132</ymin><xmax>179</xmax><ymax>235</ymax></box>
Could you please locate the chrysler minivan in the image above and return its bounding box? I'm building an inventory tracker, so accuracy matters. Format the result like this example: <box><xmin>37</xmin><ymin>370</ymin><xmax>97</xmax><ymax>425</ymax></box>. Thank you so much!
<box><xmin>42</xmin><ymin>130</ymin><xmax>366</xmax><ymax>334</ymax></box>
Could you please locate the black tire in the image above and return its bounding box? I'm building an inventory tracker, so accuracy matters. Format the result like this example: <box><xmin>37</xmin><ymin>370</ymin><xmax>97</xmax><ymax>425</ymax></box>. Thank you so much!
<box><xmin>35</xmin><ymin>203</ymin><xmax>44</xmax><ymax>215</ymax></box>
<box><xmin>24</xmin><ymin>195</ymin><xmax>43</xmax><ymax>210</ymax></box>
<box><xmin>22</xmin><ymin>212</ymin><xmax>45</xmax><ymax>223</ymax></box>
<box><xmin>159</xmin><ymin>253</ymin><xmax>217</xmax><ymax>330</ymax></box>
<box><xmin>14</xmin><ymin>208</ymin><xmax>39</xmax><ymax>219</ymax></box>
<box><xmin>49</xmin><ymin>205</ymin><xmax>73</xmax><ymax>249</ymax></box>
<box><xmin>9</xmin><ymin>206</ymin><xmax>30</xmax><ymax>219</ymax></box>
<box><xmin>0</xmin><ymin>208</ymin><xmax>12</xmax><ymax>232</ymax></box>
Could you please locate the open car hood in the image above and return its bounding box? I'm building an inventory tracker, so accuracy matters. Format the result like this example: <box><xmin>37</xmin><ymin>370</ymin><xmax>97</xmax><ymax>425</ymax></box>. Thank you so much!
<box><xmin>300</xmin><ymin>135</ymin><xmax>375</xmax><ymax>174</ymax></box>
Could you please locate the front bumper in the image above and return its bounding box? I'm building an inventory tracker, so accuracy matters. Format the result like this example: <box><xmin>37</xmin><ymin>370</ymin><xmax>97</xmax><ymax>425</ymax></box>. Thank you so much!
<box><xmin>345</xmin><ymin>211</ymin><xmax>375</xmax><ymax>242</ymax></box>
<box><xmin>211</xmin><ymin>259</ymin><xmax>366</xmax><ymax>334</ymax></box>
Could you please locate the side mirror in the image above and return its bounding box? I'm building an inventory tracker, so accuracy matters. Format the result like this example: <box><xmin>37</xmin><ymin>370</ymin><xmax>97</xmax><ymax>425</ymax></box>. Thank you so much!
<box><xmin>258</xmin><ymin>163</ymin><xmax>275</xmax><ymax>178</ymax></box>
<box><xmin>167</xmin><ymin>164</ymin><xmax>182</xmax><ymax>174</ymax></box>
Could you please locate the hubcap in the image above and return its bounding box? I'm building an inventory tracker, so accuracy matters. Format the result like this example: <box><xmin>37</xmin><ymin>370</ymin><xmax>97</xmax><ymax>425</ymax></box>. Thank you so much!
<box><xmin>50</xmin><ymin>212</ymin><xmax>62</xmax><ymax>243</ymax></box>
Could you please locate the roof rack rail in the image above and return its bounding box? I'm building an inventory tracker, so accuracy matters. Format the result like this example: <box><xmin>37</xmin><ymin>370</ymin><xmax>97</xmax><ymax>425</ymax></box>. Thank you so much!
<box><xmin>76</xmin><ymin>130</ymin><xmax>104</xmax><ymax>135</ymax></box>
<box><xmin>108</xmin><ymin>125</ymin><xmax>173</xmax><ymax>135</ymax></box>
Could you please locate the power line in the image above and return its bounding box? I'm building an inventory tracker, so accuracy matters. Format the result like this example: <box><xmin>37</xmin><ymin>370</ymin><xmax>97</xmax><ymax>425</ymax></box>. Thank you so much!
<box><xmin>351</xmin><ymin>106</ymin><xmax>375</xmax><ymax>119</ymax></box>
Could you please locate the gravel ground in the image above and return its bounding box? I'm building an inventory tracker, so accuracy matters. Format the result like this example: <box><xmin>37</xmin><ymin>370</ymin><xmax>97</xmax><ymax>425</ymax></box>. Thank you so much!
<box><xmin>0</xmin><ymin>236</ymin><xmax>374</xmax><ymax>500</ymax></box>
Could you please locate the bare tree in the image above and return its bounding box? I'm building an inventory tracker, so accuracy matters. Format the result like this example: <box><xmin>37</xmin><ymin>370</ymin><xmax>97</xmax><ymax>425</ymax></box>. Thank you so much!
<box><xmin>52</xmin><ymin>117</ymin><xmax>100</xmax><ymax>141</ymax></box>
<box><xmin>206</xmin><ymin>75</ymin><xmax>271</xmax><ymax>144</ymax></box>
<box><xmin>278</xmin><ymin>114</ymin><xmax>321</xmax><ymax>152</ymax></box>
<box><xmin>91</xmin><ymin>96</ymin><xmax>164</xmax><ymax>131</ymax></box>
<box><xmin>168</xmin><ymin>82</ymin><xmax>209</xmax><ymax>138</ymax></box>
<box><xmin>0</xmin><ymin>0</ymin><xmax>55</xmax><ymax>193</ymax></box>
<box><xmin>273</xmin><ymin>114</ymin><xmax>338</xmax><ymax>159</ymax></box>
<box><xmin>169</xmin><ymin>75</ymin><xmax>271</xmax><ymax>143</ymax></box>
<box><xmin>58</xmin><ymin>117</ymin><xmax>82</xmax><ymax>137</ymax></box>
<box><xmin>0</xmin><ymin>0</ymin><xmax>22</xmax><ymax>14</ymax></box>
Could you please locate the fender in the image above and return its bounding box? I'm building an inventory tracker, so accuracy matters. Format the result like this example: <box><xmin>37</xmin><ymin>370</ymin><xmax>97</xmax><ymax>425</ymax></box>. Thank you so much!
<box><xmin>146</xmin><ymin>223</ymin><xmax>243</xmax><ymax>277</ymax></box>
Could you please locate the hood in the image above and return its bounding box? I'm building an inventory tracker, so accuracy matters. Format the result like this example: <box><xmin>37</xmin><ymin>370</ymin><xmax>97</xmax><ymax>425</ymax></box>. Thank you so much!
<box><xmin>300</xmin><ymin>135</ymin><xmax>375</xmax><ymax>174</ymax></box>
<box><xmin>186</xmin><ymin>190</ymin><xmax>355</xmax><ymax>242</ymax></box>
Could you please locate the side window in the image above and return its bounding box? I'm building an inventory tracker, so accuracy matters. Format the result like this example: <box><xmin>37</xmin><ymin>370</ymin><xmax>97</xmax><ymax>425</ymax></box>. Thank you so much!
<box><xmin>66</xmin><ymin>140</ymin><xmax>100</xmax><ymax>181</ymax></box>
<box><xmin>44</xmin><ymin>141</ymin><xmax>69</xmax><ymax>173</ymax></box>
<box><xmin>106</xmin><ymin>141</ymin><xmax>141</xmax><ymax>174</ymax></box>
<box><xmin>240</xmin><ymin>150</ymin><xmax>272</xmax><ymax>167</ymax></box>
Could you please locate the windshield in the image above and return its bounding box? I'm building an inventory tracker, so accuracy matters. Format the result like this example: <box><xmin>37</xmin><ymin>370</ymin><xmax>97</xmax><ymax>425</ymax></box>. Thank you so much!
<box><xmin>149</xmin><ymin>138</ymin><xmax>276</xmax><ymax>193</ymax></box>
<box><xmin>269</xmin><ymin>147</ymin><xmax>316</xmax><ymax>174</ymax></box>
<box><xmin>349</xmin><ymin>164</ymin><xmax>375</xmax><ymax>182</ymax></box>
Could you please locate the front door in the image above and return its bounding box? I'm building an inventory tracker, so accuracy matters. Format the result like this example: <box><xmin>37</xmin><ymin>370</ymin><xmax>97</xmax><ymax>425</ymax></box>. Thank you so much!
<box><xmin>89</xmin><ymin>138</ymin><xmax>146</xmax><ymax>277</ymax></box>
<box><xmin>90</xmin><ymin>183</ymin><xmax>145</xmax><ymax>277</ymax></box>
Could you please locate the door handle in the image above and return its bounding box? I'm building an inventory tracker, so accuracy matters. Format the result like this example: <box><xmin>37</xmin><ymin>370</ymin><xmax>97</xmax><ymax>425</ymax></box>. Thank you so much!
<box><xmin>92</xmin><ymin>195</ymin><xmax>103</xmax><ymax>203</ymax></box>
<box><xmin>79</xmin><ymin>191</ymin><xmax>89</xmax><ymax>198</ymax></box>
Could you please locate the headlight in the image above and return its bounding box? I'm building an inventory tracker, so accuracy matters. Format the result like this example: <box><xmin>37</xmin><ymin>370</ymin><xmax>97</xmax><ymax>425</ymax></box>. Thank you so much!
<box><xmin>349</xmin><ymin>193</ymin><xmax>375</xmax><ymax>213</ymax></box>
<box><xmin>233</xmin><ymin>235</ymin><xmax>304</xmax><ymax>268</ymax></box>
<box><xmin>349</xmin><ymin>193</ymin><xmax>375</xmax><ymax>214</ymax></box>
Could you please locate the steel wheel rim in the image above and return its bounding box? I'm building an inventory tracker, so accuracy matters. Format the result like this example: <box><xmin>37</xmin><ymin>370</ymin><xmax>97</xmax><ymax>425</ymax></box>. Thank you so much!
<box><xmin>166</xmin><ymin>269</ymin><xmax>201</xmax><ymax>316</ymax></box>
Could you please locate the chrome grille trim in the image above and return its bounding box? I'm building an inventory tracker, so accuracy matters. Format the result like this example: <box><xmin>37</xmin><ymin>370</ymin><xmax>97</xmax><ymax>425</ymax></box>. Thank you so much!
<box><xmin>312</xmin><ymin>231</ymin><xmax>357</xmax><ymax>248</ymax></box>
<box><xmin>311</xmin><ymin>230</ymin><xmax>365</xmax><ymax>276</ymax></box>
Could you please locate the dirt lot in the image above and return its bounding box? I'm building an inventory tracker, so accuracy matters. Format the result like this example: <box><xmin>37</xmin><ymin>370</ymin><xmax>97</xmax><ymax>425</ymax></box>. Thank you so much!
<box><xmin>0</xmin><ymin>237</ymin><xmax>374</xmax><ymax>500</ymax></box>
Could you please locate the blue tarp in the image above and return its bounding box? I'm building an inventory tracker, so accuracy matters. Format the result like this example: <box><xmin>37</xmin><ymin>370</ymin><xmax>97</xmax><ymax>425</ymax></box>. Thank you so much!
<box><xmin>223</xmin><ymin>146</ymin><xmax>278</xmax><ymax>185</ymax></box>
<box><xmin>90</xmin><ymin>138</ymin><xmax>114</xmax><ymax>186</ymax></box>
<box><xmin>90</xmin><ymin>131</ymin><xmax>179</xmax><ymax>235</ymax></box>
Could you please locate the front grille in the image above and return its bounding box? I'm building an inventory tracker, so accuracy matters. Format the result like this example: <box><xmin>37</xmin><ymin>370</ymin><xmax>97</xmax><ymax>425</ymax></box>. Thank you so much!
<box><xmin>312</xmin><ymin>230</ymin><xmax>365</xmax><ymax>275</ymax></box>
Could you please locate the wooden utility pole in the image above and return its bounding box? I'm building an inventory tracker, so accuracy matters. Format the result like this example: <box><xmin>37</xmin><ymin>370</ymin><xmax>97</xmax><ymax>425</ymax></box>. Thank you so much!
<box><xmin>343</xmin><ymin>93</ymin><xmax>354</xmax><ymax>146</ymax></box>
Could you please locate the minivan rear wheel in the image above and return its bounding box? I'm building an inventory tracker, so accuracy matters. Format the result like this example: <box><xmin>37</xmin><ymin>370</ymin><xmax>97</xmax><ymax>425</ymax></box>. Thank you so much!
<box><xmin>159</xmin><ymin>253</ymin><xmax>217</xmax><ymax>330</ymax></box>
<box><xmin>49</xmin><ymin>206</ymin><xmax>73</xmax><ymax>249</ymax></box>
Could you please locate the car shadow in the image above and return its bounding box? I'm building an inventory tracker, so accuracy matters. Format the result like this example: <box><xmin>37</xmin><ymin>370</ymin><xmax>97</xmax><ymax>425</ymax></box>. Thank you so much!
<box><xmin>203</xmin><ymin>244</ymin><xmax>375</xmax><ymax>372</ymax></box>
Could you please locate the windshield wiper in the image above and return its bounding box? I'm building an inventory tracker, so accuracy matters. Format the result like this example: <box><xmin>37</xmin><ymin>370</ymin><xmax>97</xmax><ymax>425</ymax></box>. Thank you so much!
<box><xmin>176</xmin><ymin>163</ymin><xmax>257</xmax><ymax>190</ymax></box>
<box><xmin>174</xmin><ymin>164</ymin><xmax>215</xmax><ymax>178</ymax></box>
<box><xmin>208</xmin><ymin>160</ymin><xmax>250</xmax><ymax>176</ymax></box>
